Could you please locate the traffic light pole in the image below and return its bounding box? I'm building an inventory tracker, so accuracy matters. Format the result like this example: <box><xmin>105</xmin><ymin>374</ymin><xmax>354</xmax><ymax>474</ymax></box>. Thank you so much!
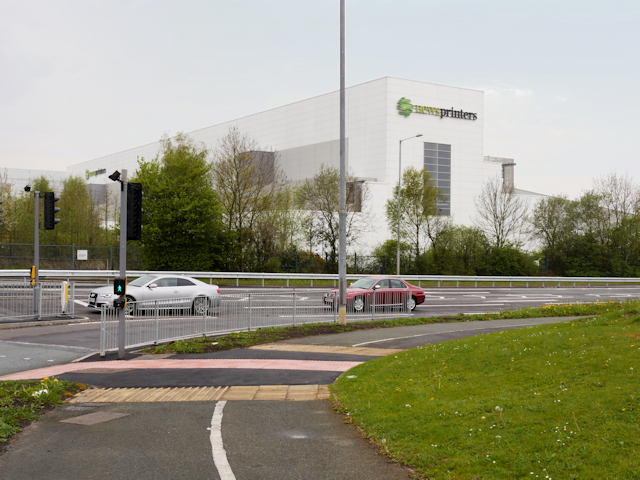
<box><xmin>118</xmin><ymin>169</ymin><xmax>128</xmax><ymax>359</ymax></box>
<box><xmin>33</xmin><ymin>191</ymin><xmax>40</xmax><ymax>319</ymax></box>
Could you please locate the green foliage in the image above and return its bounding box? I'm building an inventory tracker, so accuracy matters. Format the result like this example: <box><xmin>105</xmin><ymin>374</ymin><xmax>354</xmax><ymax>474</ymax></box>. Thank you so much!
<box><xmin>479</xmin><ymin>246</ymin><xmax>538</xmax><ymax>276</ymax></box>
<box><xmin>56</xmin><ymin>176</ymin><xmax>106</xmax><ymax>245</ymax></box>
<box><xmin>385</xmin><ymin>167</ymin><xmax>442</xmax><ymax>258</ymax></box>
<box><xmin>333</xmin><ymin>301</ymin><xmax>640</xmax><ymax>478</ymax></box>
<box><xmin>296</xmin><ymin>164</ymin><xmax>370</xmax><ymax>271</ymax></box>
<box><xmin>371</xmin><ymin>239</ymin><xmax>412</xmax><ymax>274</ymax></box>
<box><xmin>212</xmin><ymin>127</ymin><xmax>292</xmax><ymax>271</ymax></box>
<box><xmin>1</xmin><ymin>377</ymin><xmax>84</xmax><ymax>442</ymax></box>
<box><xmin>131</xmin><ymin>133</ymin><xmax>225</xmax><ymax>270</ymax></box>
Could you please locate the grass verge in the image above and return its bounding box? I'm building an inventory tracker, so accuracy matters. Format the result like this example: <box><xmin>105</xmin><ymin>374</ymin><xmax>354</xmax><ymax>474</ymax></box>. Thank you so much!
<box><xmin>141</xmin><ymin>300</ymin><xmax>621</xmax><ymax>354</ymax></box>
<box><xmin>0</xmin><ymin>377</ymin><xmax>85</xmax><ymax>452</ymax></box>
<box><xmin>332</xmin><ymin>301</ymin><xmax>640</xmax><ymax>479</ymax></box>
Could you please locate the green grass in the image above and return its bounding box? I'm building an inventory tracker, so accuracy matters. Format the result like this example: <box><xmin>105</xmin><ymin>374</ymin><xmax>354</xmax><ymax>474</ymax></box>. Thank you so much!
<box><xmin>0</xmin><ymin>377</ymin><xmax>85</xmax><ymax>446</ymax></box>
<box><xmin>332</xmin><ymin>302</ymin><xmax>640</xmax><ymax>479</ymax></box>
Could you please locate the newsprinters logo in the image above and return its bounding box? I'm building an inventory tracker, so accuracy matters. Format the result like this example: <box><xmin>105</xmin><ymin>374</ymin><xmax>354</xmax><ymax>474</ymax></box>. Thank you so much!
<box><xmin>397</xmin><ymin>97</ymin><xmax>477</xmax><ymax>121</ymax></box>
<box><xmin>397</xmin><ymin>97</ymin><xmax>413</xmax><ymax>116</ymax></box>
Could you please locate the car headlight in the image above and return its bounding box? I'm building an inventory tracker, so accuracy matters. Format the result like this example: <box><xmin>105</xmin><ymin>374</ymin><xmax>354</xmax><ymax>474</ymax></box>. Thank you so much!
<box><xmin>327</xmin><ymin>293</ymin><xmax>335</xmax><ymax>298</ymax></box>
<box><xmin>98</xmin><ymin>293</ymin><xmax>113</xmax><ymax>298</ymax></box>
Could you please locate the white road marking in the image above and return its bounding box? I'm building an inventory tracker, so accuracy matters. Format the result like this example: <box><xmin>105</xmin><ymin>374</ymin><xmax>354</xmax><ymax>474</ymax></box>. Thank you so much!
<box><xmin>210</xmin><ymin>401</ymin><xmax>236</xmax><ymax>480</ymax></box>
<box><xmin>352</xmin><ymin>323</ymin><xmax>544</xmax><ymax>346</ymax></box>
<box><xmin>2</xmin><ymin>340</ymin><xmax>93</xmax><ymax>352</ymax></box>
<box><xmin>75</xmin><ymin>300</ymin><xmax>89</xmax><ymax>307</ymax></box>
<box><xmin>418</xmin><ymin>303</ymin><xmax>505</xmax><ymax>307</ymax></box>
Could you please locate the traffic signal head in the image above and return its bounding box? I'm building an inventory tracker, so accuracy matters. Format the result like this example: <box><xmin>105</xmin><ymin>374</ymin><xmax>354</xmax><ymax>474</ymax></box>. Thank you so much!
<box><xmin>43</xmin><ymin>192</ymin><xmax>60</xmax><ymax>229</ymax></box>
<box><xmin>127</xmin><ymin>182</ymin><xmax>142</xmax><ymax>241</ymax></box>
<box><xmin>114</xmin><ymin>277</ymin><xmax>126</xmax><ymax>296</ymax></box>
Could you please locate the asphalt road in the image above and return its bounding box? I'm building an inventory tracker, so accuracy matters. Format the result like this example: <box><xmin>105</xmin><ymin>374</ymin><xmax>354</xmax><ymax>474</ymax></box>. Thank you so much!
<box><xmin>1</xmin><ymin>284</ymin><xmax>639</xmax><ymax>377</ymax></box>
<box><xmin>59</xmin><ymin>283</ymin><xmax>640</xmax><ymax>318</ymax></box>
<box><xmin>0</xmin><ymin>315</ymin><xmax>583</xmax><ymax>480</ymax></box>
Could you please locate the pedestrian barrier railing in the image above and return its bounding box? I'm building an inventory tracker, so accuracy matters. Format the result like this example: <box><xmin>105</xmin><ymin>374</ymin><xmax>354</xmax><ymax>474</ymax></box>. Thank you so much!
<box><xmin>99</xmin><ymin>291</ymin><xmax>412</xmax><ymax>355</ymax></box>
<box><xmin>0</xmin><ymin>281</ymin><xmax>75</xmax><ymax>321</ymax></box>
<box><xmin>2</xmin><ymin>269</ymin><xmax>639</xmax><ymax>288</ymax></box>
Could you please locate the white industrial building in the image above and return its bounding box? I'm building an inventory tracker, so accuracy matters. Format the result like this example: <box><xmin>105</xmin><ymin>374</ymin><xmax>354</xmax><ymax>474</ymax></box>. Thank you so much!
<box><xmin>65</xmin><ymin>76</ymin><xmax>537</xmax><ymax>251</ymax></box>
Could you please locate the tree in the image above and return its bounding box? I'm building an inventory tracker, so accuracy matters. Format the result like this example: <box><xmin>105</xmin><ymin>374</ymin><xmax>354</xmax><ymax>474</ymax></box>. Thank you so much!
<box><xmin>132</xmin><ymin>133</ymin><xmax>224</xmax><ymax>270</ymax></box>
<box><xmin>474</xmin><ymin>176</ymin><xmax>530</xmax><ymax>248</ymax></box>
<box><xmin>592</xmin><ymin>172</ymin><xmax>638</xmax><ymax>228</ymax></box>
<box><xmin>295</xmin><ymin>164</ymin><xmax>371</xmax><ymax>270</ymax></box>
<box><xmin>211</xmin><ymin>127</ymin><xmax>288</xmax><ymax>271</ymax></box>
<box><xmin>384</xmin><ymin>166</ymin><xmax>442</xmax><ymax>259</ymax></box>
<box><xmin>10</xmin><ymin>176</ymin><xmax>54</xmax><ymax>244</ymax></box>
<box><xmin>450</xmin><ymin>225</ymin><xmax>490</xmax><ymax>275</ymax></box>
<box><xmin>57</xmin><ymin>176</ymin><xmax>105</xmax><ymax>245</ymax></box>
<box><xmin>531</xmin><ymin>195</ymin><xmax>575</xmax><ymax>275</ymax></box>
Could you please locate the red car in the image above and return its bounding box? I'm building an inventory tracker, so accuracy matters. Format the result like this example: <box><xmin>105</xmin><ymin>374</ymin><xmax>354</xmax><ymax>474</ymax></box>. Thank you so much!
<box><xmin>323</xmin><ymin>276</ymin><xmax>426</xmax><ymax>312</ymax></box>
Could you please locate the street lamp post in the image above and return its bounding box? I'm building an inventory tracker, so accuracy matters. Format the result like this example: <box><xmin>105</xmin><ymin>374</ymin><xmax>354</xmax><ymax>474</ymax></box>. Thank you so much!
<box><xmin>397</xmin><ymin>134</ymin><xmax>423</xmax><ymax>276</ymax></box>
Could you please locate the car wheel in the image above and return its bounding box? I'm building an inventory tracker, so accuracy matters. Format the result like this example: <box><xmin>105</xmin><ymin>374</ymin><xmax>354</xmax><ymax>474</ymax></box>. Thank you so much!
<box><xmin>124</xmin><ymin>295</ymin><xmax>137</xmax><ymax>316</ymax></box>
<box><xmin>192</xmin><ymin>296</ymin><xmax>210</xmax><ymax>315</ymax></box>
<box><xmin>405</xmin><ymin>295</ymin><xmax>417</xmax><ymax>312</ymax></box>
<box><xmin>352</xmin><ymin>296</ymin><xmax>366</xmax><ymax>313</ymax></box>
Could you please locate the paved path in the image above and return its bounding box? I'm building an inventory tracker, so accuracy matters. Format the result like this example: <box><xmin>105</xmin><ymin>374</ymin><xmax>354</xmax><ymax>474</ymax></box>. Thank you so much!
<box><xmin>0</xmin><ymin>316</ymin><xmax>582</xmax><ymax>479</ymax></box>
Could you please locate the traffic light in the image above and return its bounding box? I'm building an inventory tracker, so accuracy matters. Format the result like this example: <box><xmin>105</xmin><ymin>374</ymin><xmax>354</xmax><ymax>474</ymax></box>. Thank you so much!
<box><xmin>127</xmin><ymin>182</ymin><xmax>142</xmax><ymax>241</ymax></box>
<box><xmin>114</xmin><ymin>277</ymin><xmax>126</xmax><ymax>296</ymax></box>
<box><xmin>43</xmin><ymin>192</ymin><xmax>60</xmax><ymax>229</ymax></box>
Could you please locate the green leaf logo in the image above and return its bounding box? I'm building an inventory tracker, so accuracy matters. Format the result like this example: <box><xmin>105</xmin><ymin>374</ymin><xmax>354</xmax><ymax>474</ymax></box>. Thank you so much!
<box><xmin>397</xmin><ymin>97</ymin><xmax>413</xmax><ymax>117</ymax></box>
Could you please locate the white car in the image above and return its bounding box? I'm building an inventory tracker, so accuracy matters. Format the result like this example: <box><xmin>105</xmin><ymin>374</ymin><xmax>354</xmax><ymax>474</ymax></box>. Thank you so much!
<box><xmin>88</xmin><ymin>274</ymin><xmax>221</xmax><ymax>315</ymax></box>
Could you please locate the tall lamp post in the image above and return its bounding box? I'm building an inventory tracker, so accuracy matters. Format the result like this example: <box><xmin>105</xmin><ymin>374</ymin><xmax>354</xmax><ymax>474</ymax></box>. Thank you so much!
<box><xmin>397</xmin><ymin>134</ymin><xmax>423</xmax><ymax>276</ymax></box>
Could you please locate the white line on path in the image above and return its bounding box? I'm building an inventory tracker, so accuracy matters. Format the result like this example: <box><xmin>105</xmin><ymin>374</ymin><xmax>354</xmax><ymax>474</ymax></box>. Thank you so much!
<box><xmin>210</xmin><ymin>401</ymin><xmax>236</xmax><ymax>480</ymax></box>
<box><xmin>1</xmin><ymin>340</ymin><xmax>93</xmax><ymax>352</ymax></box>
<box><xmin>351</xmin><ymin>323</ymin><xmax>543</xmax><ymax>347</ymax></box>
<box><xmin>74</xmin><ymin>300</ymin><xmax>88</xmax><ymax>307</ymax></box>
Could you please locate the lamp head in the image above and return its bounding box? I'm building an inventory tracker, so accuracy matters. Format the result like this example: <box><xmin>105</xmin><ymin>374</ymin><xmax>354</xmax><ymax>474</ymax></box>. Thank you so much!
<box><xmin>108</xmin><ymin>171</ymin><xmax>121</xmax><ymax>182</ymax></box>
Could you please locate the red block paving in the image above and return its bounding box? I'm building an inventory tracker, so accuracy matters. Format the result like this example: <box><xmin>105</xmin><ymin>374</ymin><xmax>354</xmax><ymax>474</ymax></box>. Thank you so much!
<box><xmin>0</xmin><ymin>358</ymin><xmax>364</xmax><ymax>381</ymax></box>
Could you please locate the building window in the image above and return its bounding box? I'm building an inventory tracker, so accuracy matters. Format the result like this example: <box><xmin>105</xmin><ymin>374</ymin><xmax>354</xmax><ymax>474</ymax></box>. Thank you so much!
<box><xmin>423</xmin><ymin>142</ymin><xmax>451</xmax><ymax>216</ymax></box>
<box><xmin>346</xmin><ymin>181</ymin><xmax>363</xmax><ymax>212</ymax></box>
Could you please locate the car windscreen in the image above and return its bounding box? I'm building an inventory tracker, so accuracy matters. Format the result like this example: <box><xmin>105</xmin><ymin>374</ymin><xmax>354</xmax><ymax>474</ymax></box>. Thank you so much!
<box><xmin>349</xmin><ymin>278</ymin><xmax>376</xmax><ymax>289</ymax></box>
<box><xmin>128</xmin><ymin>275</ymin><xmax>158</xmax><ymax>287</ymax></box>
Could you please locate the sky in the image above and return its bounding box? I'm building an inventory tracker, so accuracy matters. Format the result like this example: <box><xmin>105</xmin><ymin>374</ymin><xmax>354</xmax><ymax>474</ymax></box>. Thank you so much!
<box><xmin>1</xmin><ymin>0</ymin><xmax>639</xmax><ymax>199</ymax></box>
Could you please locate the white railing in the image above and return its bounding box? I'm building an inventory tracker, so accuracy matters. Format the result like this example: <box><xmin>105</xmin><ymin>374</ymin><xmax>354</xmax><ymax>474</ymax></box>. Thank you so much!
<box><xmin>0</xmin><ymin>281</ymin><xmax>75</xmax><ymax>320</ymax></box>
<box><xmin>2</xmin><ymin>269</ymin><xmax>640</xmax><ymax>288</ymax></box>
<box><xmin>99</xmin><ymin>291</ymin><xmax>412</xmax><ymax>354</ymax></box>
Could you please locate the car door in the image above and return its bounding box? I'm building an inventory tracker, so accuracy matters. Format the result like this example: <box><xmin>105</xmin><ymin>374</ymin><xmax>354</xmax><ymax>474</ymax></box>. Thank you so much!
<box><xmin>175</xmin><ymin>277</ymin><xmax>199</xmax><ymax>309</ymax></box>
<box><xmin>147</xmin><ymin>277</ymin><xmax>180</xmax><ymax>308</ymax></box>
<box><xmin>373</xmin><ymin>279</ymin><xmax>390</xmax><ymax>308</ymax></box>
<box><xmin>389</xmin><ymin>279</ymin><xmax>408</xmax><ymax>307</ymax></box>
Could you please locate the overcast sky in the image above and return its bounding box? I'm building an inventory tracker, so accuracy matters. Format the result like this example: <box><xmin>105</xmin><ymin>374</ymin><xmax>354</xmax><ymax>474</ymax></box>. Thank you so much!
<box><xmin>1</xmin><ymin>0</ymin><xmax>638</xmax><ymax>198</ymax></box>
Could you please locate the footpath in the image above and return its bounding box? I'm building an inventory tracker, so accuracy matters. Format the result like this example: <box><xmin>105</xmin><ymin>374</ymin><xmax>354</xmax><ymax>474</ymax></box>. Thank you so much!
<box><xmin>0</xmin><ymin>316</ymin><xmax>582</xmax><ymax>480</ymax></box>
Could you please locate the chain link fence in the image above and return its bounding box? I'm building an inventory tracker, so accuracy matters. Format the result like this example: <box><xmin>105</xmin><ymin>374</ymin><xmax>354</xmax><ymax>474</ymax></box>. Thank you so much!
<box><xmin>0</xmin><ymin>243</ymin><xmax>145</xmax><ymax>270</ymax></box>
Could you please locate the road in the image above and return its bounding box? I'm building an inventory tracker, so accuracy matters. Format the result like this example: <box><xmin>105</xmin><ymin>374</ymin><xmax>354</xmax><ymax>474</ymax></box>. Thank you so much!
<box><xmin>1</xmin><ymin>283</ymin><xmax>639</xmax><ymax>377</ymax></box>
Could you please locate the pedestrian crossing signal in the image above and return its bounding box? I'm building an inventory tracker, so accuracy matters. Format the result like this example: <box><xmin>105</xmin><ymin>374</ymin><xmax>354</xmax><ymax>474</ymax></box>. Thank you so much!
<box><xmin>114</xmin><ymin>277</ymin><xmax>126</xmax><ymax>296</ymax></box>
